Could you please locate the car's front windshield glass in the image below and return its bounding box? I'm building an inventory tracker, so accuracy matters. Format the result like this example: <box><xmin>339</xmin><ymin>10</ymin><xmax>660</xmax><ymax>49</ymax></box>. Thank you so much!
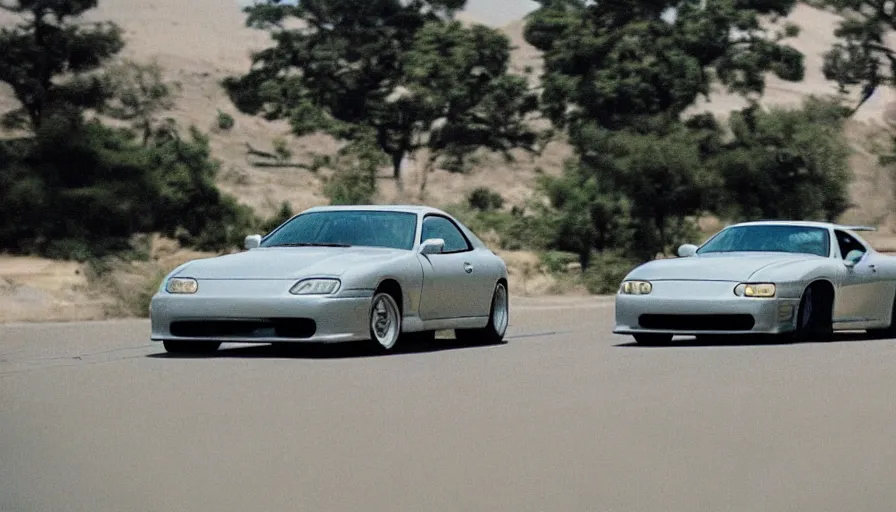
<box><xmin>697</xmin><ymin>225</ymin><xmax>830</xmax><ymax>257</ymax></box>
<box><xmin>261</xmin><ymin>211</ymin><xmax>418</xmax><ymax>250</ymax></box>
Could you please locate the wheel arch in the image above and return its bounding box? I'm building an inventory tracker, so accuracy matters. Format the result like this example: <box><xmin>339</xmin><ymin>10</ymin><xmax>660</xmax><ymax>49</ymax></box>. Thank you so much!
<box><xmin>801</xmin><ymin>279</ymin><xmax>835</xmax><ymax>314</ymax></box>
<box><xmin>374</xmin><ymin>278</ymin><xmax>403</xmax><ymax>313</ymax></box>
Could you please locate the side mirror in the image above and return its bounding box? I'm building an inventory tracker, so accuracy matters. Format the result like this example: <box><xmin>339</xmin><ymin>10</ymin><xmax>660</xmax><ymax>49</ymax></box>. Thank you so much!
<box><xmin>844</xmin><ymin>249</ymin><xmax>864</xmax><ymax>268</ymax></box>
<box><xmin>677</xmin><ymin>244</ymin><xmax>698</xmax><ymax>258</ymax></box>
<box><xmin>244</xmin><ymin>234</ymin><xmax>262</xmax><ymax>250</ymax></box>
<box><xmin>419</xmin><ymin>238</ymin><xmax>445</xmax><ymax>255</ymax></box>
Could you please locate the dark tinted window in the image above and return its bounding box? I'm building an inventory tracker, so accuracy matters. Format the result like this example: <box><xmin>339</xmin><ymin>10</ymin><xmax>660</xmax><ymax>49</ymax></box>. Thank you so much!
<box><xmin>262</xmin><ymin>211</ymin><xmax>417</xmax><ymax>250</ymax></box>
<box><xmin>697</xmin><ymin>225</ymin><xmax>830</xmax><ymax>257</ymax></box>
<box><xmin>834</xmin><ymin>230</ymin><xmax>866</xmax><ymax>260</ymax></box>
<box><xmin>420</xmin><ymin>216</ymin><xmax>470</xmax><ymax>253</ymax></box>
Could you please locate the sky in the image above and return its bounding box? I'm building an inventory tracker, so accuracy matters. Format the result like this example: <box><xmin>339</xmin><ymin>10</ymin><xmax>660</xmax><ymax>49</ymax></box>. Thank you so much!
<box><xmin>235</xmin><ymin>0</ymin><xmax>539</xmax><ymax>27</ymax></box>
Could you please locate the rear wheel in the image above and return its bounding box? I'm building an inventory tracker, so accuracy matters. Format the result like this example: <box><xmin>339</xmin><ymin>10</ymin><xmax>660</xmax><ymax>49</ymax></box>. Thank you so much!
<box><xmin>162</xmin><ymin>340</ymin><xmax>221</xmax><ymax>354</ymax></box>
<box><xmin>633</xmin><ymin>333</ymin><xmax>673</xmax><ymax>346</ymax></box>
<box><xmin>455</xmin><ymin>282</ymin><xmax>509</xmax><ymax>345</ymax></box>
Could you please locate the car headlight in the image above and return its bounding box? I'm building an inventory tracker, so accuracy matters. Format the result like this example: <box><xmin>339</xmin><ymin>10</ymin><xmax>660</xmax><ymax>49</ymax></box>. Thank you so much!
<box><xmin>734</xmin><ymin>283</ymin><xmax>776</xmax><ymax>298</ymax></box>
<box><xmin>166</xmin><ymin>277</ymin><xmax>198</xmax><ymax>294</ymax></box>
<box><xmin>290</xmin><ymin>278</ymin><xmax>341</xmax><ymax>295</ymax></box>
<box><xmin>619</xmin><ymin>280</ymin><xmax>652</xmax><ymax>295</ymax></box>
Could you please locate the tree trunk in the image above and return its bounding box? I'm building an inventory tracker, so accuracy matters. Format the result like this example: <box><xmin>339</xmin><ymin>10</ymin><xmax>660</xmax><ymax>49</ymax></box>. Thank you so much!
<box><xmin>391</xmin><ymin>152</ymin><xmax>403</xmax><ymax>191</ymax></box>
<box><xmin>417</xmin><ymin>153</ymin><xmax>438</xmax><ymax>201</ymax></box>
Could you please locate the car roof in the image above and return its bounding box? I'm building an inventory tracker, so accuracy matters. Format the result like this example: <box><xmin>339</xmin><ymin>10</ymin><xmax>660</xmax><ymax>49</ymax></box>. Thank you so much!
<box><xmin>300</xmin><ymin>204</ymin><xmax>449</xmax><ymax>216</ymax></box>
<box><xmin>728</xmin><ymin>220</ymin><xmax>877</xmax><ymax>232</ymax></box>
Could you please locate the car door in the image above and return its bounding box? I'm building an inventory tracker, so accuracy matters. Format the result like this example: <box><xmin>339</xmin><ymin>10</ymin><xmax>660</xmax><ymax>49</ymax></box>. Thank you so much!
<box><xmin>858</xmin><ymin>251</ymin><xmax>896</xmax><ymax>323</ymax></box>
<box><xmin>416</xmin><ymin>214</ymin><xmax>481</xmax><ymax>320</ymax></box>
<box><xmin>833</xmin><ymin>229</ymin><xmax>879</xmax><ymax>323</ymax></box>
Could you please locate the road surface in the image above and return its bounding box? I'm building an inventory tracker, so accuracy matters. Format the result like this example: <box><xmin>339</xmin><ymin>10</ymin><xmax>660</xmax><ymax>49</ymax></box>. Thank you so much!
<box><xmin>2</xmin><ymin>295</ymin><xmax>896</xmax><ymax>512</ymax></box>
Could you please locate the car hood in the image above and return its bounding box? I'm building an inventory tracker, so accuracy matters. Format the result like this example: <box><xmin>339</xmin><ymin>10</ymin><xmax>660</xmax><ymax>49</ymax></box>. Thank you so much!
<box><xmin>174</xmin><ymin>246</ymin><xmax>408</xmax><ymax>280</ymax></box>
<box><xmin>626</xmin><ymin>252</ymin><xmax>825</xmax><ymax>282</ymax></box>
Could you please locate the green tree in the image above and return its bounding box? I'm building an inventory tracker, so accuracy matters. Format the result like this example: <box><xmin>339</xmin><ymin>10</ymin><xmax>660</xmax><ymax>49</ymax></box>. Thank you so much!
<box><xmin>394</xmin><ymin>20</ymin><xmax>540</xmax><ymax>196</ymax></box>
<box><xmin>534</xmin><ymin>162</ymin><xmax>627</xmax><ymax>267</ymax></box>
<box><xmin>812</xmin><ymin>0</ymin><xmax>896</xmax><ymax>113</ymax></box>
<box><xmin>710</xmin><ymin>97</ymin><xmax>853</xmax><ymax>222</ymax></box>
<box><xmin>0</xmin><ymin>0</ymin><xmax>124</xmax><ymax>131</ymax></box>
<box><xmin>524</xmin><ymin>0</ymin><xmax>805</xmax><ymax>136</ymax></box>
<box><xmin>141</xmin><ymin>121</ymin><xmax>257</xmax><ymax>252</ymax></box>
<box><xmin>0</xmin><ymin>0</ymin><xmax>255</xmax><ymax>259</ymax></box>
<box><xmin>523</xmin><ymin>0</ymin><xmax>808</xmax><ymax>262</ymax></box>
<box><xmin>323</xmin><ymin>135</ymin><xmax>385</xmax><ymax>205</ymax></box>
<box><xmin>0</xmin><ymin>116</ymin><xmax>255</xmax><ymax>259</ymax></box>
<box><xmin>223</xmin><ymin>0</ymin><xmax>540</xmax><ymax>190</ymax></box>
<box><xmin>100</xmin><ymin>59</ymin><xmax>180</xmax><ymax>145</ymax></box>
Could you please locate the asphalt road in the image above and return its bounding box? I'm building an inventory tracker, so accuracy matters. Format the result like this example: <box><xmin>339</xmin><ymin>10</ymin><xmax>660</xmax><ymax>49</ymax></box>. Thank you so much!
<box><xmin>3</xmin><ymin>295</ymin><xmax>896</xmax><ymax>512</ymax></box>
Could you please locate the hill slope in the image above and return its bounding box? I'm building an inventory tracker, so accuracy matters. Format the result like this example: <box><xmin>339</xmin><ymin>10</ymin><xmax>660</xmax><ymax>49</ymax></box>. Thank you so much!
<box><xmin>3</xmin><ymin>0</ymin><xmax>896</xmax><ymax>321</ymax></box>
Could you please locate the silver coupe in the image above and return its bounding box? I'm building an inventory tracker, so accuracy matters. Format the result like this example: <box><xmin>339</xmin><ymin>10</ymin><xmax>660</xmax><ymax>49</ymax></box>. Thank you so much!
<box><xmin>150</xmin><ymin>205</ymin><xmax>510</xmax><ymax>354</ymax></box>
<box><xmin>614</xmin><ymin>220</ymin><xmax>896</xmax><ymax>345</ymax></box>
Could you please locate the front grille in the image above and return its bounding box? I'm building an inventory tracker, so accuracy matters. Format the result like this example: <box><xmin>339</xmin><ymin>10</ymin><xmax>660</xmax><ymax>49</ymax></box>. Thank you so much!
<box><xmin>170</xmin><ymin>318</ymin><xmax>317</xmax><ymax>339</ymax></box>
<box><xmin>638</xmin><ymin>314</ymin><xmax>755</xmax><ymax>331</ymax></box>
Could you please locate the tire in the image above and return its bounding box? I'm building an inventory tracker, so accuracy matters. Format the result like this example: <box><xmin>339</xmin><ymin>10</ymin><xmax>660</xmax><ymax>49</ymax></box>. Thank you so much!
<box><xmin>867</xmin><ymin>291</ymin><xmax>896</xmax><ymax>338</ymax></box>
<box><xmin>455</xmin><ymin>281</ymin><xmax>509</xmax><ymax>345</ymax></box>
<box><xmin>789</xmin><ymin>284</ymin><xmax>833</xmax><ymax>342</ymax></box>
<box><xmin>163</xmin><ymin>340</ymin><xmax>221</xmax><ymax>354</ymax></box>
<box><xmin>633</xmin><ymin>333</ymin><xmax>673</xmax><ymax>346</ymax></box>
<box><xmin>368</xmin><ymin>291</ymin><xmax>402</xmax><ymax>351</ymax></box>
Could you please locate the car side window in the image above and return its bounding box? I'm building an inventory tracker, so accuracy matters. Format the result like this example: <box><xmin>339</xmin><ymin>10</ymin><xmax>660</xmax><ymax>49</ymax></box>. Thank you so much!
<box><xmin>835</xmin><ymin>230</ymin><xmax>866</xmax><ymax>260</ymax></box>
<box><xmin>420</xmin><ymin>216</ymin><xmax>471</xmax><ymax>253</ymax></box>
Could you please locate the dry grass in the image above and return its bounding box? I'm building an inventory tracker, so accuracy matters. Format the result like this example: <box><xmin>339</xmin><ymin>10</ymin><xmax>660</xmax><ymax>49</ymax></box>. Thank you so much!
<box><xmin>3</xmin><ymin>0</ymin><xmax>896</xmax><ymax>321</ymax></box>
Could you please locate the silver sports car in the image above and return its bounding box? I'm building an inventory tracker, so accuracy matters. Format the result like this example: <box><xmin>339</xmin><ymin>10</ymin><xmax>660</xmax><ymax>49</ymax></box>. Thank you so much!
<box><xmin>614</xmin><ymin>220</ymin><xmax>896</xmax><ymax>344</ymax></box>
<box><xmin>150</xmin><ymin>205</ymin><xmax>510</xmax><ymax>354</ymax></box>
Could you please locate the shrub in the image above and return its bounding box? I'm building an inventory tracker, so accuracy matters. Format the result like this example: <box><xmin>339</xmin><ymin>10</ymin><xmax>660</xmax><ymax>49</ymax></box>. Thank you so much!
<box><xmin>467</xmin><ymin>187</ymin><xmax>505</xmax><ymax>211</ymax></box>
<box><xmin>581</xmin><ymin>251</ymin><xmax>640</xmax><ymax>295</ymax></box>
<box><xmin>0</xmin><ymin>118</ymin><xmax>255</xmax><ymax>260</ymax></box>
<box><xmin>216</xmin><ymin>110</ymin><xmax>235</xmax><ymax>131</ymax></box>
<box><xmin>539</xmin><ymin>251</ymin><xmax>580</xmax><ymax>273</ymax></box>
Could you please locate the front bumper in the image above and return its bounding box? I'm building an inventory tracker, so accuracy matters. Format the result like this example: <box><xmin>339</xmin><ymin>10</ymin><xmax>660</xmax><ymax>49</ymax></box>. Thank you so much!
<box><xmin>150</xmin><ymin>280</ymin><xmax>373</xmax><ymax>344</ymax></box>
<box><xmin>613</xmin><ymin>280</ymin><xmax>801</xmax><ymax>336</ymax></box>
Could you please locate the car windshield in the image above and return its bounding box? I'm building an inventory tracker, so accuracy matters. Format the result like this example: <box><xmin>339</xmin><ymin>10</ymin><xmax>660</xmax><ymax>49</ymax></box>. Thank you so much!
<box><xmin>261</xmin><ymin>210</ymin><xmax>418</xmax><ymax>250</ymax></box>
<box><xmin>697</xmin><ymin>225</ymin><xmax>830</xmax><ymax>257</ymax></box>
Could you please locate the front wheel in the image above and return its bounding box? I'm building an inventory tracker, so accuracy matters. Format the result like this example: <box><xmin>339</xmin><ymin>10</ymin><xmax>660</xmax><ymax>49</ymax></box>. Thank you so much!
<box><xmin>367</xmin><ymin>292</ymin><xmax>402</xmax><ymax>351</ymax></box>
<box><xmin>788</xmin><ymin>284</ymin><xmax>833</xmax><ymax>342</ymax></box>
<box><xmin>455</xmin><ymin>282</ymin><xmax>509</xmax><ymax>345</ymax></box>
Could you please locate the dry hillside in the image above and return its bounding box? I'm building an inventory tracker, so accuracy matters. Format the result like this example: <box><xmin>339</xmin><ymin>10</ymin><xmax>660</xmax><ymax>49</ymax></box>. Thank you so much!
<box><xmin>2</xmin><ymin>0</ymin><xmax>896</xmax><ymax>321</ymax></box>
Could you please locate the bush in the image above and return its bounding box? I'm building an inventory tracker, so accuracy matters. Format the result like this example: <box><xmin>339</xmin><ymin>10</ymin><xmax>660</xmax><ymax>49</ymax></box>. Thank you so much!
<box><xmin>467</xmin><ymin>187</ymin><xmax>504</xmax><ymax>211</ymax></box>
<box><xmin>539</xmin><ymin>251</ymin><xmax>580</xmax><ymax>273</ymax></box>
<box><xmin>581</xmin><ymin>251</ymin><xmax>640</xmax><ymax>295</ymax></box>
<box><xmin>0</xmin><ymin>117</ymin><xmax>255</xmax><ymax>259</ymax></box>
<box><xmin>443</xmin><ymin>204</ymin><xmax>547</xmax><ymax>251</ymax></box>
<box><xmin>323</xmin><ymin>137</ymin><xmax>383</xmax><ymax>205</ymax></box>
<box><xmin>216</xmin><ymin>110</ymin><xmax>235</xmax><ymax>131</ymax></box>
<box><xmin>261</xmin><ymin>201</ymin><xmax>295</xmax><ymax>234</ymax></box>
<box><xmin>710</xmin><ymin>97</ymin><xmax>852</xmax><ymax>222</ymax></box>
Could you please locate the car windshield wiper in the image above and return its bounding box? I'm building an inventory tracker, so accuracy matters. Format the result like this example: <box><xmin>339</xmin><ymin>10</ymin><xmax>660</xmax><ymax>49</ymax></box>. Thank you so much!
<box><xmin>268</xmin><ymin>242</ymin><xmax>352</xmax><ymax>248</ymax></box>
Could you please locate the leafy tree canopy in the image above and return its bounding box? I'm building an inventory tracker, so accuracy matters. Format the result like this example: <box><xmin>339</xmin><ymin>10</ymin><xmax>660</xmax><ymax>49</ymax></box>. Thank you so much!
<box><xmin>0</xmin><ymin>0</ymin><xmax>257</xmax><ymax>260</ymax></box>
<box><xmin>812</xmin><ymin>0</ymin><xmax>896</xmax><ymax>112</ymax></box>
<box><xmin>0</xmin><ymin>0</ymin><xmax>124</xmax><ymax>130</ymax></box>
<box><xmin>223</xmin><ymin>0</ymin><xmax>540</xmax><ymax>185</ymax></box>
<box><xmin>100</xmin><ymin>59</ymin><xmax>180</xmax><ymax>145</ymax></box>
<box><xmin>709</xmin><ymin>96</ymin><xmax>853</xmax><ymax>222</ymax></box>
<box><xmin>524</xmin><ymin>0</ymin><xmax>805</xmax><ymax>135</ymax></box>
